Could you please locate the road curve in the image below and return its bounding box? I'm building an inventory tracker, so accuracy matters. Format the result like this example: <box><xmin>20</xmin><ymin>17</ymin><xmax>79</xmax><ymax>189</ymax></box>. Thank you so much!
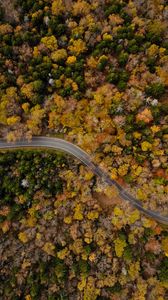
<box><xmin>0</xmin><ymin>136</ymin><xmax>167</xmax><ymax>225</ymax></box>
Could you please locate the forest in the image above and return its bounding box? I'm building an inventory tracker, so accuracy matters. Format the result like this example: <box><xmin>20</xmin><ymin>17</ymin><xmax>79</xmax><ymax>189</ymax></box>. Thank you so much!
<box><xmin>0</xmin><ymin>0</ymin><xmax>168</xmax><ymax>299</ymax></box>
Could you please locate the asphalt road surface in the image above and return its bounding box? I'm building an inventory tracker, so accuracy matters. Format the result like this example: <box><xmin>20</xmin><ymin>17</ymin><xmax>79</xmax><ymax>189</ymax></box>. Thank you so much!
<box><xmin>0</xmin><ymin>136</ymin><xmax>167</xmax><ymax>225</ymax></box>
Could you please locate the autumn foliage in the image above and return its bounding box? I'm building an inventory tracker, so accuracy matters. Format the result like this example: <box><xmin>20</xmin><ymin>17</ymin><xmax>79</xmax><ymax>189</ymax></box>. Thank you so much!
<box><xmin>0</xmin><ymin>0</ymin><xmax>168</xmax><ymax>299</ymax></box>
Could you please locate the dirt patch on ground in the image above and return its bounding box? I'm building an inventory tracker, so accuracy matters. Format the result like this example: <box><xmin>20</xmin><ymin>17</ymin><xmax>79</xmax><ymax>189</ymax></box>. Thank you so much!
<box><xmin>0</xmin><ymin>0</ymin><xmax>19</xmax><ymax>23</ymax></box>
<box><xmin>93</xmin><ymin>191</ymin><xmax>123</xmax><ymax>212</ymax></box>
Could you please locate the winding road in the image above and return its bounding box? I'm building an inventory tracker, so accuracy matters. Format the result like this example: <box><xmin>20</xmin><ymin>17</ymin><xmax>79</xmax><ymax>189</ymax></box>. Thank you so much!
<box><xmin>0</xmin><ymin>136</ymin><xmax>167</xmax><ymax>225</ymax></box>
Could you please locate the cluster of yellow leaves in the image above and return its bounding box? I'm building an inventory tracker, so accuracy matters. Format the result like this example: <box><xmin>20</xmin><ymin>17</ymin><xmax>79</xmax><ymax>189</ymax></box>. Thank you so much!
<box><xmin>103</xmin><ymin>33</ymin><xmax>112</xmax><ymax>41</ymax></box>
<box><xmin>114</xmin><ymin>237</ymin><xmax>127</xmax><ymax>257</ymax></box>
<box><xmin>71</xmin><ymin>24</ymin><xmax>84</xmax><ymax>38</ymax></box>
<box><xmin>87</xmin><ymin>56</ymin><xmax>97</xmax><ymax>68</ymax></box>
<box><xmin>72</xmin><ymin>0</ymin><xmax>90</xmax><ymax>16</ymax></box>
<box><xmin>33</xmin><ymin>46</ymin><xmax>39</xmax><ymax>57</ymax></box>
<box><xmin>36</xmin><ymin>232</ymin><xmax>42</xmax><ymax>241</ymax></box>
<box><xmin>6</xmin><ymin>86</ymin><xmax>18</xmax><ymax>99</ymax></box>
<box><xmin>78</xmin><ymin>275</ymin><xmax>87</xmax><ymax>291</ymax></box>
<box><xmin>73</xmin><ymin>203</ymin><xmax>83</xmax><ymax>220</ymax></box>
<box><xmin>133</xmin><ymin>165</ymin><xmax>143</xmax><ymax>177</ymax></box>
<box><xmin>156</xmin><ymin>66</ymin><xmax>168</xmax><ymax>86</ymax></box>
<box><xmin>43</xmin><ymin>242</ymin><xmax>55</xmax><ymax>256</ymax></box>
<box><xmin>112</xmin><ymin>207</ymin><xmax>127</xmax><ymax>229</ymax></box>
<box><xmin>111</xmin><ymin>145</ymin><xmax>123</xmax><ymax>154</ymax></box>
<box><xmin>0</xmin><ymin>87</ymin><xmax>18</xmax><ymax>124</ymax></box>
<box><xmin>133</xmin><ymin>278</ymin><xmax>148</xmax><ymax>300</ymax></box>
<box><xmin>68</xmin><ymin>39</ymin><xmax>87</xmax><ymax>55</ymax></box>
<box><xmin>153</xmin><ymin>148</ymin><xmax>165</xmax><ymax>156</ymax></box>
<box><xmin>133</xmin><ymin>131</ymin><xmax>142</xmax><ymax>139</ymax></box>
<box><xmin>1</xmin><ymin>220</ymin><xmax>11</xmax><ymax>233</ymax></box>
<box><xmin>83</xmin><ymin>276</ymin><xmax>100</xmax><ymax>300</ymax></box>
<box><xmin>128</xmin><ymin>232</ymin><xmax>136</xmax><ymax>245</ymax></box>
<box><xmin>129</xmin><ymin>210</ymin><xmax>140</xmax><ymax>224</ymax></box>
<box><xmin>142</xmin><ymin>218</ymin><xmax>156</xmax><ymax>229</ymax></box>
<box><xmin>128</xmin><ymin>261</ymin><xmax>140</xmax><ymax>280</ymax></box>
<box><xmin>110</xmin><ymin>168</ymin><xmax>118</xmax><ymax>180</ymax></box>
<box><xmin>84</xmin><ymin>171</ymin><xmax>94</xmax><ymax>181</ymax></box>
<box><xmin>141</xmin><ymin>141</ymin><xmax>152</xmax><ymax>152</ymax></box>
<box><xmin>118</xmin><ymin>164</ymin><xmax>129</xmax><ymax>176</ymax></box>
<box><xmin>57</xmin><ymin>247</ymin><xmax>69</xmax><ymax>259</ymax></box>
<box><xmin>51</xmin><ymin>49</ymin><xmax>67</xmax><ymax>62</ymax></box>
<box><xmin>70</xmin><ymin>238</ymin><xmax>83</xmax><ymax>255</ymax></box>
<box><xmin>53</xmin><ymin>94</ymin><xmax>65</xmax><ymax>111</ymax></box>
<box><xmin>27</xmin><ymin>105</ymin><xmax>45</xmax><ymax>135</ymax></box>
<box><xmin>88</xmin><ymin>252</ymin><xmax>96</xmax><ymax>262</ymax></box>
<box><xmin>18</xmin><ymin>231</ymin><xmax>29</xmax><ymax>243</ymax></box>
<box><xmin>117</xmin><ymin>128</ymin><xmax>131</xmax><ymax>147</ymax></box>
<box><xmin>63</xmin><ymin>77</ymin><xmax>78</xmax><ymax>91</ymax></box>
<box><xmin>97</xmin><ymin>275</ymin><xmax>116</xmax><ymax>289</ymax></box>
<box><xmin>147</xmin><ymin>44</ymin><xmax>159</xmax><ymax>57</ymax></box>
<box><xmin>83</xmin><ymin>223</ymin><xmax>93</xmax><ymax>245</ymax></box>
<box><xmin>7</xmin><ymin>116</ymin><xmax>21</xmax><ymax>126</ymax></box>
<box><xmin>25</xmin><ymin>295</ymin><xmax>32</xmax><ymax>300</ymax></box>
<box><xmin>113</xmin><ymin>206</ymin><xmax>123</xmax><ymax>217</ymax></box>
<box><xmin>64</xmin><ymin>215</ymin><xmax>72</xmax><ymax>224</ymax></box>
<box><xmin>16</xmin><ymin>75</ymin><xmax>24</xmax><ymax>87</ymax></box>
<box><xmin>28</xmin><ymin>203</ymin><xmax>41</xmax><ymax>216</ymax></box>
<box><xmin>52</xmin><ymin>0</ymin><xmax>65</xmax><ymax>15</ymax></box>
<box><xmin>148</xmin><ymin>20</ymin><xmax>166</xmax><ymax>36</ymax></box>
<box><xmin>66</xmin><ymin>55</ymin><xmax>77</xmax><ymax>64</ymax></box>
<box><xmin>94</xmin><ymin>228</ymin><xmax>106</xmax><ymax>247</ymax></box>
<box><xmin>48</xmin><ymin>113</ymin><xmax>61</xmax><ymax>130</ymax></box>
<box><xmin>21</xmin><ymin>83</ymin><xmax>34</xmax><ymax>99</ymax></box>
<box><xmin>87</xmin><ymin>211</ymin><xmax>99</xmax><ymax>220</ymax></box>
<box><xmin>26</xmin><ymin>217</ymin><xmax>37</xmax><ymax>227</ymax></box>
<box><xmin>161</xmin><ymin>237</ymin><xmax>168</xmax><ymax>257</ymax></box>
<box><xmin>151</xmin><ymin>125</ymin><xmax>160</xmax><ymax>134</ymax></box>
<box><xmin>22</xmin><ymin>102</ymin><xmax>30</xmax><ymax>114</ymax></box>
<box><xmin>41</xmin><ymin>35</ymin><xmax>58</xmax><ymax>51</ymax></box>
<box><xmin>137</xmin><ymin>188</ymin><xmax>147</xmax><ymax>201</ymax></box>
<box><xmin>6</xmin><ymin>131</ymin><xmax>17</xmax><ymax>142</ymax></box>
<box><xmin>44</xmin><ymin>211</ymin><xmax>54</xmax><ymax>221</ymax></box>
<box><xmin>84</xmin><ymin>13</ymin><xmax>97</xmax><ymax>30</ymax></box>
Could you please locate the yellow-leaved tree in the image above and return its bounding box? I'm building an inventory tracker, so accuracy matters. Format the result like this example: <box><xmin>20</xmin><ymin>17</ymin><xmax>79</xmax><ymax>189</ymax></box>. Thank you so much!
<box><xmin>41</xmin><ymin>35</ymin><xmax>58</xmax><ymax>51</ymax></box>
<box><xmin>27</xmin><ymin>105</ymin><xmax>45</xmax><ymax>135</ymax></box>
<box><xmin>72</xmin><ymin>0</ymin><xmax>90</xmax><ymax>16</ymax></box>
<box><xmin>51</xmin><ymin>49</ymin><xmax>67</xmax><ymax>62</ymax></box>
<box><xmin>0</xmin><ymin>87</ymin><xmax>19</xmax><ymax>125</ymax></box>
<box><xmin>68</xmin><ymin>39</ymin><xmax>87</xmax><ymax>55</ymax></box>
<box><xmin>52</xmin><ymin>0</ymin><xmax>65</xmax><ymax>16</ymax></box>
